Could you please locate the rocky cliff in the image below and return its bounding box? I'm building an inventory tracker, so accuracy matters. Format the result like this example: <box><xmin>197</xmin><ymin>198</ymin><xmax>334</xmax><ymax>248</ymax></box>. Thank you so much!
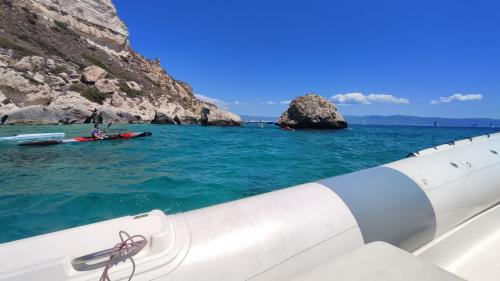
<box><xmin>0</xmin><ymin>0</ymin><xmax>241</xmax><ymax>125</ymax></box>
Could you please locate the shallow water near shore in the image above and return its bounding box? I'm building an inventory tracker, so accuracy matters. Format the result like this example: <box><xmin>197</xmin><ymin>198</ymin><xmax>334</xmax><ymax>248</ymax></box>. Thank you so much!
<box><xmin>0</xmin><ymin>123</ymin><xmax>497</xmax><ymax>243</ymax></box>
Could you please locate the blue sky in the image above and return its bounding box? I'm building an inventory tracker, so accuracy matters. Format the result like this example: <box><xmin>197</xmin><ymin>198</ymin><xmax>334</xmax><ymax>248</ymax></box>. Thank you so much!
<box><xmin>114</xmin><ymin>0</ymin><xmax>500</xmax><ymax>118</ymax></box>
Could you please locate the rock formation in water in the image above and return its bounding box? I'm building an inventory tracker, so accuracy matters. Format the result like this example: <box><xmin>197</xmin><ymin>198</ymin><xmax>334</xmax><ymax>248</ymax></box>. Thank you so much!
<box><xmin>200</xmin><ymin>106</ymin><xmax>242</xmax><ymax>126</ymax></box>
<box><xmin>277</xmin><ymin>94</ymin><xmax>347</xmax><ymax>129</ymax></box>
<box><xmin>0</xmin><ymin>0</ymin><xmax>241</xmax><ymax>126</ymax></box>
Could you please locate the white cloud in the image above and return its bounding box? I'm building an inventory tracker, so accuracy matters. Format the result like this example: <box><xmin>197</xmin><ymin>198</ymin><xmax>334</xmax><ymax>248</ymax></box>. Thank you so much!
<box><xmin>332</xmin><ymin>93</ymin><xmax>370</xmax><ymax>104</ymax></box>
<box><xmin>366</xmin><ymin>94</ymin><xmax>409</xmax><ymax>104</ymax></box>
<box><xmin>430</xmin><ymin>94</ymin><xmax>483</xmax><ymax>104</ymax></box>
<box><xmin>331</xmin><ymin>93</ymin><xmax>409</xmax><ymax>104</ymax></box>
<box><xmin>280</xmin><ymin>100</ymin><xmax>291</xmax><ymax>105</ymax></box>
<box><xmin>259</xmin><ymin>101</ymin><xmax>277</xmax><ymax>105</ymax></box>
<box><xmin>195</xmin><ymin>94</ymin><xmax>228</xmax><ymax>109</ymax></box>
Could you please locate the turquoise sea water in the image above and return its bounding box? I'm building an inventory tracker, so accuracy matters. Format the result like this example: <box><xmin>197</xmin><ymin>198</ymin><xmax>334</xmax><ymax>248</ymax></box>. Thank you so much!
<box><xmin>0</xmin><ymin>124</ymin><xmax>497</xmax><ymax>243</ymax></box>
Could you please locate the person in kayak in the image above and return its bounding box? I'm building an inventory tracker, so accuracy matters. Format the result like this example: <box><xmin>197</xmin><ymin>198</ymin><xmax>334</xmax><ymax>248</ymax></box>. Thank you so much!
<box><xmin>91</xmin><ymin>123</ymin><xmax>104</xmax><ymax>139</ymax></box>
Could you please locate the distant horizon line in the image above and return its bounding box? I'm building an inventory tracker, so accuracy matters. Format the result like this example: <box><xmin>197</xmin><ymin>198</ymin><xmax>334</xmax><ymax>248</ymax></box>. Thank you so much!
<box><xmin>239</xmin><ymin>114</ymin><xmax>500</xmax><ymax>120</ymax></box>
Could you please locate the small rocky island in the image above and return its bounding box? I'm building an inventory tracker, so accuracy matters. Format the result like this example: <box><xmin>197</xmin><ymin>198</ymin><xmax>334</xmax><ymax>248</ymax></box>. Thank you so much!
<box><xmin>277</xmin><ymin>94</ymin><xmax>347</xmax><ymax>129</ymax></box>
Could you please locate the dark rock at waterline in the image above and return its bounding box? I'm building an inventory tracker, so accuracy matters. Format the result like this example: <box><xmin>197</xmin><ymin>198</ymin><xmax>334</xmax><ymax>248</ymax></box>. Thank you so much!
<box><xmin>277</xmin><ymin>94</ymin><xmax>347</xmax><ymax>129</ymax></box>
<box><xmin>200</xmin><ymin>108</ymin><xmax>209</xmax><ymax>126</ymax></box>
<box><xmin>151</xmin><ymin>111</ymin><xmax>203</xmax><ymax>125</ymax></box>
<box><xmin>84</xmin><ymin>108</ymin><xmax>99</xmax><ymax>123</ymax></box>
<box><xmin>151</xmin><ymin>111</ymin><xmax>179</xmax><ymax>125</ymax></box>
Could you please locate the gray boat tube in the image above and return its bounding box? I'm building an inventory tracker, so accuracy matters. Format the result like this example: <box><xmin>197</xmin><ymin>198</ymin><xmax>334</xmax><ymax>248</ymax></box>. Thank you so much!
<box><xmin>1</xmin><ymin>133</ymin><xmax>500</xmax><ymax>281</ymax></box>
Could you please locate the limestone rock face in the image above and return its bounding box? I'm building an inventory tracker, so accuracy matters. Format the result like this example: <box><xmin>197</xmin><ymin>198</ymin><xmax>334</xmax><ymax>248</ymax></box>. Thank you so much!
<box><xmin>2</xmin><ymin>91</ymin><xmax>140</xmax><ymax>124</ymax></box>
<box><xmin>0</xmin><ymin>90</ymin><xmax>20</xmax><ymax>113</ymax></box>
<box><xmin>82</xmin><ymin>66</ymin><xmax>107</xmax><ymax>84</ymax></box>
<box><xmin>14</xmin><ymin>56</ymin><xmax>45</xmax><ymax>72</ymax></box>
<box><xmin>0</xmin><ymin>0</ymin><xmax>241</xmax><ymax>126</ymax></box>
<box><xmin>31</xmin><ymin>72</ymin><xmax>45</xmax><ymax>84</ymax></box>
<box><xmin>0</xmin><ymin>67</ymin><xmax>52</xmax><ymax>107</ymax></box>
<box><xmin>18</xmin><ymin>0</ymin><xmax>129</xmax><ymax>52</ymax></box>
<box><xmin>126</xmin><ymin>81</ymin><xmax>141</xmax><ymax>92</ymax></box>
<box><xmin>277</xmin><ymin>94</ymin><xmax>347</xmax><ymax>129</ymax></box>
<box><xmin>5</xmin><ymin>92</ymin><xmax>94</xmax><ymax>125</ymax></box>
<box><xmin>45</xmin><ymin>59</ymin><xmax>55</xmax><ymax>69</ymax></box>
<box><xmin>47</xmin><ymin>75</ymin><xmax>66</xmax><ymax>87</ymax></box>
<box><xmin>95</xmin><ymin>79</ymin><xmax>119</xmax><ymax>94</ymax></box>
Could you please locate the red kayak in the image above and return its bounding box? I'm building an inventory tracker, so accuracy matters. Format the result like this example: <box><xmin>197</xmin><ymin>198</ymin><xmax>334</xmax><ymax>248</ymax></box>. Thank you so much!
<box><xmin>18</xmin><ymin>132</ymin><xmax>152</xmax><ymax>146</ymax></box>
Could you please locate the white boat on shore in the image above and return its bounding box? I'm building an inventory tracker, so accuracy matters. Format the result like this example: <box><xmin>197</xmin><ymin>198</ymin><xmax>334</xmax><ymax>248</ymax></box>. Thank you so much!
<box><xmin>1</xmin><ymin>133</ymin><xmax>500</xmax><ymax>280</ymax></box>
